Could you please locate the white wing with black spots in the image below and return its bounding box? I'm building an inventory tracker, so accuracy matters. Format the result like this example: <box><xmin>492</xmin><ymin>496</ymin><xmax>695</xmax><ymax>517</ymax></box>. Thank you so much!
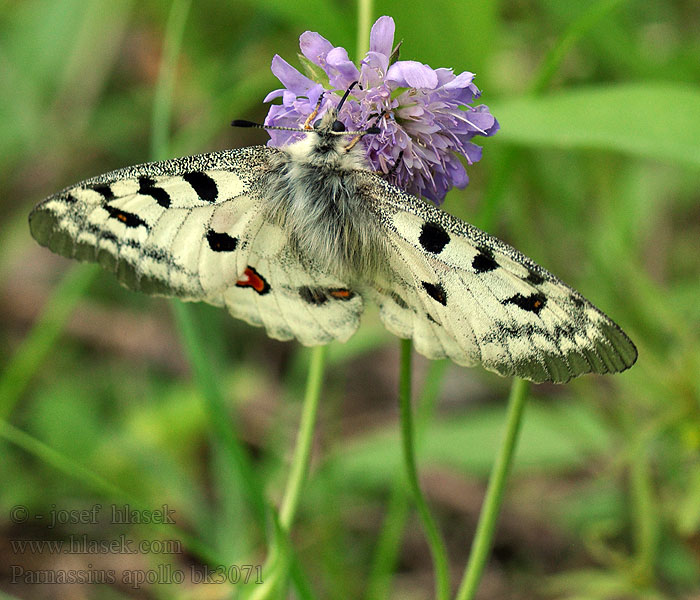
<box><xmin>222</xmin><ymin>221</ymin><xmax>363</xmax><ymax>345</ymax></box>
<box><xmin>29</xmin><ymin>145</ymin><xmax>363</xmax><ymax>346</ymax></box>
<box><xmin>29</xmin><ymin>147</ymin><xmax>273</xmax><ymax>299</ymax></box>
<box><xmin>30</xmin><ymin>106</ymin><xmax>636</xmax><ymax>383</ymax></box>
<box><xmin>365</xmin><ymin>176</ymin><xmax>637</xmax><ymax>383</ymax></box>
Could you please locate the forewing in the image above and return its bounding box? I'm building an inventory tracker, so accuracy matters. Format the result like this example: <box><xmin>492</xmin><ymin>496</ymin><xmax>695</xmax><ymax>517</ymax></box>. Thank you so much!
<box><xmin>29</xmin><ymin>146</ymin><xmax>272</xmax><ymax>300</ymax></box>
<box><xmin>29</xmin><ymin>145</ymin><xmax>363</xmax><ymax>345</ymax></box>
<box><xmin>365</xmin><ymin>177</ymin><xmax>637</xmax><ymax>383</ymax></box>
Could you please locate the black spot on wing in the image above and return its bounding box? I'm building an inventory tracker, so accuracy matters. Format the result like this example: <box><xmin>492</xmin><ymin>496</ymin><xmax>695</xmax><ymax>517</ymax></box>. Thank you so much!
<box><xmin>104</xmin><ymin>205</ymin><xmax>147</xmax><ymax>228</ymax></box>
<box><xmin>299</xmin><ymin>286</ymin><xmax>328</xmax><ymax>305</ymax></box>
<box><xmin>472</xmin><ymin>246</ymin><xmax>498</xmax><ymax>273</ymax></box>
<box><xmin>183</xmin><ymin>171</ymin><xmax>218</xmax><ymax>202</ymax></box>
<box><xmin>206</xmin><ymin>229</ymin><xmax>237</xmax><ymax>252</ymax></box>
<box><xmin>422</xmin><ymin>281</ymin><xmax>447</xmax><ymax>306</ymax></box>
<box><xmin>419</xmin><ymin>222</ymin><xmax>450</xmax><ymax>254</ymax></box>
<box><xmin>390</xmin><ymin>291</ymin><xmax>409</xmax><ymax>309</ymax></box>
<box><xmin>426</xmin><ymin>313</ymin><xmax>440</xmax><ymax>325</ymax></box>
<box><xmin>503</xmin><ymin>292</ymin><xmax>547</xmax><ymax>315</ymax></box>
<box><xmin>138</xmin><ymin>176</ymin><xmax>171</xmax><ymax>208</ymax></box>
<box><xmin>524</xmin><ymin>270</ymin><xmax>545</xmax><ymax>285</ymax></box>
<box><xmin>570</xmin><ymin>295</ymin><xmax>585</xmax><ymax>308</ymax></box>
<box><xmin>91</xmin><ymin>184</ymin><xmax>115</xmax><ymax>200</ymax></box>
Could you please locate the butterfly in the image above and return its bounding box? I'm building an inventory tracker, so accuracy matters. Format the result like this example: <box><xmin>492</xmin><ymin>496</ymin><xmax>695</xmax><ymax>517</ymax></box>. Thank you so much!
<box><xmin>29</xmin><ymin>96</ymin><xmax>637</xmax><ymax>384</ymax></box>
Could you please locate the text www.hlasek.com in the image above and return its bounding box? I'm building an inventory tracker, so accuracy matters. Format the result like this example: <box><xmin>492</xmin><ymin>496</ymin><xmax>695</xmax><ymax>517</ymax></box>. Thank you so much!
<box><xmin>11</xmin><ymin>535</ymin><xmax>180</xmax><ymax>555</ymax></box>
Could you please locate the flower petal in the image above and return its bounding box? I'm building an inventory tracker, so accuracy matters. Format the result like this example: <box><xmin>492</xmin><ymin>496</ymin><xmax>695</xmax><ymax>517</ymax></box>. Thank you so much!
<box><xmin>360</xmin><ymin>51</ymin><xmax>390</xmax><ymax>87</ymax></box>
<box><xmin>263</xmin><ymin>16</ymin><xmax>498</xmax><ymax>205</ymax></box>
<box><xmin>369</xmin><ymin>16</ymin><xmax>395</xmax><ymax>57</ymax></box>
<box><xmin>270</xmin><ymin>55</ymin><xmax>315</xmax><ymax>95</ymax></box>
<box><xmin>263</xmin><ymin>88</ymin><xmax>285</xmax><ymax>102</ymax></box>
<box><xmin>326</xmin><ymin>47</ymin><xmax>360</xmax><ymax>87</ymax></box>
<box><xmin>299</xmin><ymin>31</ymin><xmax>334</xmax><ymax>66</ymax></box>
<box><xmin>387</xmin><ymin>60</ymin><xmax>439</xmax><ymax>89</ymax></box>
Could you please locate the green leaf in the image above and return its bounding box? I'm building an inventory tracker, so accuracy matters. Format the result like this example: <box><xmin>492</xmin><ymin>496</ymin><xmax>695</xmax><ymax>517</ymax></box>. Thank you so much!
<box><xmin>297</xmin><ymin>53</ymin><xmax>331</xmax><ymax>88</ymax></box>
<box><xmin>490</xmin><ymin>83</ymin><xmax>700</xmax><ymax>168</ymax></box>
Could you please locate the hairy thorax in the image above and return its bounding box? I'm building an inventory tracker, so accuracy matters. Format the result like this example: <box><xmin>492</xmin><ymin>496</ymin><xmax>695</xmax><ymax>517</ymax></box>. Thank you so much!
<box><xmin>259</xmin><ymin>134</ymin><xmax>389</xmax><ymax>283</ymax></box>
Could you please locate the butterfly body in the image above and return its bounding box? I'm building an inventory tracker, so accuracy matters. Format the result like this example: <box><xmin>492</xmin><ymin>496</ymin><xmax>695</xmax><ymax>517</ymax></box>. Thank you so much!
<box><xmin>260</xmin><ymin>109</ymin><xmax>389</xmax><ymax>282</ymax></box>
<box><xmin>29</xmin><ymin>108</ymin><xmax>637</xmax><ymax>383</ymax></box>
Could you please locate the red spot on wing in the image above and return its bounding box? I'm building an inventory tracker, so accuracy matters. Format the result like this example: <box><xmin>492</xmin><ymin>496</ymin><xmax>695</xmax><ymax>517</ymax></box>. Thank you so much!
<box><xmin>329</xmin><ymin>288</ymin><xmax>354</xmax><ymax>300</ymax></box>
<box><xmin>236</xmin><ymin>266</ymin><xmax>270</xmax><ymax>295</ymax></box>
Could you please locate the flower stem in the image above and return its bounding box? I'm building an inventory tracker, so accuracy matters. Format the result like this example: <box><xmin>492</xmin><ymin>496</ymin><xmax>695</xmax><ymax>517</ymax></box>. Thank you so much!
<box><xmin>248</xmin><ymin>345</ymin><xmax>328</xmax><ymax>600</ymax></box>
<box><xmin>399</xmin><ymin>339</ymin><xmax>450</xmax><ymax>600</ymax></box>
<box><xmin>366</xmin><ymin>358</ymin><xmax>448</xmax><ymax>600</ymax></box>
<box><xmin>625</xmin><ymin>410</ymin><xmax>657</xmax><ymax>585</ymax></box>
<box><xmin>455</xmin><ymin>378</ymin><xmax>530</xmax><ymax>600</ymax></box>
<box><xmin>279</xmin><ymin>344</ymin><xmax>328</xmax><ymax>528</ymax></box>
<box><xmin>356</xmin><ymin>0</ymin><xmax>373</xmax><ymax>58</ymax></box>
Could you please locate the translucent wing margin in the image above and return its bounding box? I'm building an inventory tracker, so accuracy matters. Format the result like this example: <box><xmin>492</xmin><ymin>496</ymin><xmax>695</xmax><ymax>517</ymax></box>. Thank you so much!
<box><xmin>363</xmin><ymin>176</ymin><xmax>637</xmax><ymax>383</ymax></box>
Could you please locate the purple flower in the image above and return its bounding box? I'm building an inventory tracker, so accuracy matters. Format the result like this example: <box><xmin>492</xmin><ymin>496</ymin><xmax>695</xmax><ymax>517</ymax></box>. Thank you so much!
<box><xmin>263</xmin><ymin>16</ymin><xmax>499</xmax><ymax>204</ymax></box>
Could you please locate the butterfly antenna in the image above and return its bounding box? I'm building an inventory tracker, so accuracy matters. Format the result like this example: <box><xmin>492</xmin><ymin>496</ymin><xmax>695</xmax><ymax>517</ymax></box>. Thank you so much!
<box><xmin>231</xmin><ymin>120</ymin><xmax>308</xmax><ymax>133</ymax></box>
<box><xmin>336</xmin><ymin>81</ymin><xmax>358</xmax><ymax>114</ymax></box>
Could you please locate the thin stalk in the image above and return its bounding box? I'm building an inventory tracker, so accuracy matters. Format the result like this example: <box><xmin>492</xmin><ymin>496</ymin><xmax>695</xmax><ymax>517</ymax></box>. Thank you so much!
<box><xmin>365</xmin><ymin>487</ymin><xmax>411</xmax><ymax>600</ymax></box>
<box><xmin>399</xmin><ymin>339</ymin><xmax>450</xmax><ymax>600</ymax></box>
<box><xmin>455</xmin><ymin>378</ymin><xmax>530</xmax><ymax>600</ymax></box>
<box><xmin>365</xmin><ymin>358</ymin><xmax>448</xmax><ymax>600</ymax></box>
<box><xmin>356</xmin><ymin>0</ymin><xmax>373</xmax><ymax>58</ymax></box>
<box><xmin>279</xmin><ymin>345</ymin><xmax>328</xmax><ymax>528</ymax></box>
<box><xmin>629</xmin><ymin>426</ymin><xmax>657</xmax><ymax>585</ymax></box>
<box><xmin>247</xmin><ymin>345</ymin><xmax>328</xmax><ymax>600</ymax></box>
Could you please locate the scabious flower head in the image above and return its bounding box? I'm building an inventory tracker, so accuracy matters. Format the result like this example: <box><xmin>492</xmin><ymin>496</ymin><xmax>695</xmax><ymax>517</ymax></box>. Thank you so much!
<box><xmin>263</xmin><ymin>16</ymin><xmax>499</xmax><ymax>204</ymax></box>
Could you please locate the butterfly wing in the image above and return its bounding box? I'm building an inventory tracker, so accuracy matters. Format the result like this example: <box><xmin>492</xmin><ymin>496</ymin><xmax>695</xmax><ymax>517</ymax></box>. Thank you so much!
<box><xmin>29</xmin><ymin>147</ymin><xmax>274</xmax><ymax>298</ymax></box>
<box><xmin>29</xmin><ymin>146</ymin><xmax>363</xmax><ymax>345</ymax></box>
<box><xmin>222</xmin><ymin>221</ymin><xmax>363</xmax><ymax>345</ymax></box>
<box><xmin>363</xmin><ymin>176</ymin><xmax>637</xmax><ymax>383</ymax></box>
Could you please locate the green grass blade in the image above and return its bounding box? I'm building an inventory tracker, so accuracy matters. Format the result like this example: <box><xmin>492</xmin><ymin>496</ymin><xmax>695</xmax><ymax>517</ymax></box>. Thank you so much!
<box><xmin>0</xmin><ymin>262</ymin><xmax>99</xmax><ymax>419</ymax></box>
<box><xmin>365</xmin><ymin>358</ymin><xmax>448</xmax><ymax>600</ymax></box>
<box><xmin>476</xmin><ymin>0</ymin><xmax>633</xmax><ymax>231</ymax></box>
<box><xmin>0</xmin><ymin>419</ymin><xmax>222</xmax><ymax>566</ymax></box>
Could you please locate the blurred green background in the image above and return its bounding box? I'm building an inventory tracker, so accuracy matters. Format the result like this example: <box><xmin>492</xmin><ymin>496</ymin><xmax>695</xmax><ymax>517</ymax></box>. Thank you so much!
<box><xmin>1</xmin><ymin>0</ymin><xmax>699</xmax><ymax>599</ymax></box>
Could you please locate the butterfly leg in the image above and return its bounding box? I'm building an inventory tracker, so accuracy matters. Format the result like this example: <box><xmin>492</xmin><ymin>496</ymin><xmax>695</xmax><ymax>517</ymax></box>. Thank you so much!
<box><xmin>303</xmin><ymin>93</ymin><xmax>326</xmax><ymax>129</ymax></box>
<box><xmin>387</xmin><ymin>150</ymin><xmax>404</xmax><ymax>177</ymax></box>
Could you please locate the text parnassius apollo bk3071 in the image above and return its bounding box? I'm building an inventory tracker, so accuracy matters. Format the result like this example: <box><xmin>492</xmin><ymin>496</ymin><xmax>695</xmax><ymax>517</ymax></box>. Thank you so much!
<box><xmin>29</xmin><ymin>107</ymin><xmax>637</xmax><ymax>383</ymax></box>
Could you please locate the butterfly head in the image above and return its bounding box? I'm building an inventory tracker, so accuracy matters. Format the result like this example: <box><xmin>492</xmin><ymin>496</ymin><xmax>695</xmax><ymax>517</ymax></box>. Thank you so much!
<box><xmin>312</xmin><ymin>107</ymin><xmax>348</xmax><ymax>136</ymax></box>
<box><xmin>232</xmin><ymin>81</ymin><xmax>379</xmax><ymax>160</ymax></box>
<box><xmin>314</xmin><ymin>82</ymin><xmax>379</xmax><ymax>139</ymax></box>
